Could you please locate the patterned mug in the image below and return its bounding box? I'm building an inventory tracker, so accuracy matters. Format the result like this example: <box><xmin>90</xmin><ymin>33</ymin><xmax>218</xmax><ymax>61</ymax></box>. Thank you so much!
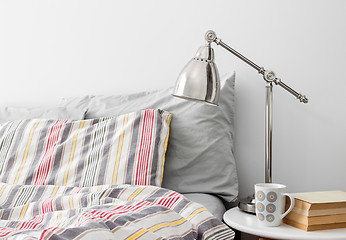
<box><xmin>255</xmin><ymin>183</ymin><xmax>295</xmax><ymax>227</ymax></box>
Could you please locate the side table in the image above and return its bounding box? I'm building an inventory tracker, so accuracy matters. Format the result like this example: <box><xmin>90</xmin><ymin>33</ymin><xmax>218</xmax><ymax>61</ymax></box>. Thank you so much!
<box><xmin>223</xmin><ymin>207</ymin><xmax>346</xmax><ymax>240</ymax></box>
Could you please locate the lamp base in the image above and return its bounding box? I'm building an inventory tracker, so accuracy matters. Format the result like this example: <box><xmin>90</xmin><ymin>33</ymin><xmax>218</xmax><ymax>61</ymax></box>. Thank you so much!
<box><xmin>238</xmin><ymin>194</ymin><xmax>256</xmax><ymax>214</ymax></box>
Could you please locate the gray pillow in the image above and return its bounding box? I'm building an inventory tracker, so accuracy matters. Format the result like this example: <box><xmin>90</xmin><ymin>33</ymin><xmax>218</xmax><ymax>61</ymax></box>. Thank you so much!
<box><xmin>0</xmin><ymin>106</ymin><xmax>86</xmax><ymax>122</ymax></box>
<box><xmin>59</xmin><ymin>72</ymin><xmax>238</xmax><ymax>202</ymax></box>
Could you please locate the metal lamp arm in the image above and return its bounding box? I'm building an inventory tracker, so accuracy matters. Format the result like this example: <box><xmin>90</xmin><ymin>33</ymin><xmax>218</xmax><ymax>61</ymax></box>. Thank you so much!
<box><xmin>205</xmin><ymin>30</ymin><xmax>308</xmax><ymax>104</ymax></box>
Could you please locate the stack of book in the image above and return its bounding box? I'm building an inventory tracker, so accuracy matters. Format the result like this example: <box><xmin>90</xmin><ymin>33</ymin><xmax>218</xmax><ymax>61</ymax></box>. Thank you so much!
<box><xmin>283</xmin><ymin>190</ymin><xmax>346</xmax><ymax>231</ymax></box>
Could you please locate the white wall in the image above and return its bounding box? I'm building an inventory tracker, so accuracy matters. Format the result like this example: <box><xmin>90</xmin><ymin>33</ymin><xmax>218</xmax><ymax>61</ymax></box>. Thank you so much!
<box><xmin>1</xmin><ymin>0</ymin><xmax>345</xmax><ymax>199</ymax></box>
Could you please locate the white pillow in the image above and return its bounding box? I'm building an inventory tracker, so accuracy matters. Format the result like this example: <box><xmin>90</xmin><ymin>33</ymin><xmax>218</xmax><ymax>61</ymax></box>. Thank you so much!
<box><xmin>0</xmin><ymin>106</ymin><xmax>86</xmax><ymax>122</ymax></box>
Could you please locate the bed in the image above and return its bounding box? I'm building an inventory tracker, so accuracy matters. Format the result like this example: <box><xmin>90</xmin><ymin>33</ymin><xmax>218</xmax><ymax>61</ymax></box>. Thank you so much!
<box><xmin>0</xmin><ymin>73</ymin><xmax>238</xmax><ymax>239</ymax></box>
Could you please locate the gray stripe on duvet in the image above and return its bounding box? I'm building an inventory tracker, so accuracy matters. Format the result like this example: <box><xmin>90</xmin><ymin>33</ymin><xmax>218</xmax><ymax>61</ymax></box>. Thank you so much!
<box><xmin>24</xmin><ymin>120</ymin><xmax>53</xmax><ymax>185</ymax></box>
<box><xmin>0</xmin><ymin>120</ymin><xmax>30</xmax><ymax>183</ymax></box>
<box><xmin>82</xmin><ymin>119</ymin><xmax>108</xmax><ymax>187</ymax></box>
<box><xmin>125</xmin><ymin>112</ymin><xmax>140</xmax><ymax>183</ymax></box>
<box><xmin>74</xmin><ymin>121</ymin><xmax>93</xmax><ymax>186</ymax></box>
<box><xmin>97</xmin><ymin>119</ymin><xmax>116</xmax><ymax>186</ymax></box>
<box><xmin>0</xmin><ymin>185</ymin><xmax>21</xmax><ymax>210</ymax></box>
<box><xmin>0</xmin><ymin>121</ymin><xmax>18</xmax><ymax>175</ymax></box>
<box><xmin>12</xmin><ymin>185</ymin><xmax>36</xmax><ymax>207</ymax></box>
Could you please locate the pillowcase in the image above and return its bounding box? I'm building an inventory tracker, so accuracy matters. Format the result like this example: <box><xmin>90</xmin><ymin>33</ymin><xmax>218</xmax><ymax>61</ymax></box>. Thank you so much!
<box><xmin>0</xmin><ymin>109</ymin><xmax>171</xmax><ymax>187</ymax></box>
<box><xmin>59</xmin><ymin>72</ymin><xmax>238</xmax><ymax>202</ymax></box>
<box><xmin>0</xmin><ymin>106</ymin><xmax>86</xmax><ymax>122</ymax></box>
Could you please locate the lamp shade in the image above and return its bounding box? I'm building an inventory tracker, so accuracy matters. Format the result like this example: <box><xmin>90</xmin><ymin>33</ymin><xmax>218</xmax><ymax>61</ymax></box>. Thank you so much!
<box><xmin>173</xmin><ymin>44</ymin><xmax>220</xmax><ymax>105</ymax></box>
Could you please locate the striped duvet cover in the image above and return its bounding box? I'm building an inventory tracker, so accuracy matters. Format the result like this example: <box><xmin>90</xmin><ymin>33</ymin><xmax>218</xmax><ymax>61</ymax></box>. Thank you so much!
<box><xmin>0</xmin><ymin>109</ymin><xmax>235</xmax><ymax>239</ymax></box>
<box><xmin>0</xmin><ymin>183</ymin><xmax>234</xmax><ymax>239</ymax></box>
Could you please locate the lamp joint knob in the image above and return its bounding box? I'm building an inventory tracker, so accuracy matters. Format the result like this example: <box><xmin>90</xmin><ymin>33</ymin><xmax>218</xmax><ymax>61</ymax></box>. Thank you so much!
<box><xmin>263</xmin><ymin>70</ymin><xmax>276</xmax><ymax>83</ymax></box>
<box><xmin>205</xmin><ymin>30</ymin><xmax>217</xmax><ymax>43</ymax></box>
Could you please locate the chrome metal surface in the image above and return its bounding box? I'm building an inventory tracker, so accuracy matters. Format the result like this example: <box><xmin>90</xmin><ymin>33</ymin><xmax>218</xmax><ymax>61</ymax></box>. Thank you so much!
<box><xmin>173</xmin><ymin>44</ymin><xmax>220</xmax><ymax>105</ymax></box>
<box><xmin>274</xmin><ymin>79</ymin><xmax>309</xmax><ymax>103</ymax></box>
<box><xmin>205</xmin><ymin>30</ymin><xmax>217</xmax><ymax>43</ymax></box>
<box><xmin>263</xmin><ymin>70</ymin><xmax>277</xmax><ymax>82</ymax></box>
<box><xmin>238</xmin><ymin>194</ymin><xmax>256</xmax><ymax>214</ymax></box>
<box><xmin>217</xmin><ymin>40</ymin><xmax>263</xmax><ymax>73</ymax></box>
<box><xmin>208</xmin><ymin>30</ymin><xmax>309</xmax><ymax>104</ymax></box>
<box><xmin>265</xmin><ymin>83</ymin><xmax>273</xmax><ymax>184</ymax></box>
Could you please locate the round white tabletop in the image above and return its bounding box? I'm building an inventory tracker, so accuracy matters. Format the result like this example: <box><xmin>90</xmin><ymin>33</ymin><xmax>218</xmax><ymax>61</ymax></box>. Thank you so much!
<box><xmin>223</xmin><ymin>207</ymin><xmax>346</xmax><ymax>240</ymax></box>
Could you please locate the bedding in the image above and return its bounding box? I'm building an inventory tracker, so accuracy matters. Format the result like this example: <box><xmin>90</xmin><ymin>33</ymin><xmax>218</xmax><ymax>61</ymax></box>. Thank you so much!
<box><xmin>0</xmin><ymin>106</ymin><xmax>86</xmax><ymax>122</ymax></box>
<box><xmin>0</xmin><ymin>110</ymin><xmax>235</xmax><ymax>239</ymax></box>
<box><xmin>59</xmin><ymin>72</ymin><xmax>238</xmax><ymax>203</ymax></box>
<box><xmin>0</xmin><ymin>183</ymin><xmax>234</xmax><ymax>239</ymax></box>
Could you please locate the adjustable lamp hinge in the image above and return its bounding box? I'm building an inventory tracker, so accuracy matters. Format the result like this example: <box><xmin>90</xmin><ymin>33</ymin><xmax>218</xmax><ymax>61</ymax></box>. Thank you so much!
<box><xmin>263</xmin><ymin>70</ymin><xmax>277</xmax><ymax>83</ymax></box>
<box><xmin>203</xmin><ymin>30</ymin><xmax>308</xmax><ymax>104</ymax></box>
<box><xmin>205</xmin><ymin>30</ymin><xmax>218</xmax><ymax>43</ymax></box>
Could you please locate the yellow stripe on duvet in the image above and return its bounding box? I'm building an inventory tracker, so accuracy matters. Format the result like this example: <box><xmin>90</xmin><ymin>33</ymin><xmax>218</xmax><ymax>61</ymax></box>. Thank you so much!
<box><xmin>51</xmin><ymin>186</ymin><xmax>59</xmax><ymax>198</ymax></box>
<box><xmin>128</xmin><ymin>187</ymin><xmax>144</xmax><ymax>201</ymax></box>
<box><xmin>0</xmin><ymin>184</ymin><xmax>7</xmax><ymax>196</ymax></box>
<box><xmin>149</xmin><ymin>218</ymin><xmax>186</xmax><ymax>232</ymax></box>
<box><xmin>160</xmin><ymin>114</ymin><xmax>172</xmax><ymax>183</ymax></box>
<box><xmin>187</xmin><ymin>207</ymin><xmax>207</xmax><ymax>220</ymax></box>
<box><xmin>113</xmin><ymin>114</ymin><xmax>128</xmax><ymax>185</ymax></box>
<box><xmin>18</xmin><ymin>204</ymin><xmax>29</xmax><ymax>221</ymax></box>
<box><xmin>63</xmin><ymin>121</ymin><xmax>84</xmax><ymax>186</ymax></box>
<box><xmin>69</xmin><ymin>196</ymin><xmax>74</xmax><ymax>209</ymax></box>
<box><xmin>127</xmin><ymin>229</ymin><xmax>147</xmax><ymax>240</ymax></box>
<box><xmin>14</xmin><ymin>120</ymin><xmax>40</xmax><ymax>184</ymax></box>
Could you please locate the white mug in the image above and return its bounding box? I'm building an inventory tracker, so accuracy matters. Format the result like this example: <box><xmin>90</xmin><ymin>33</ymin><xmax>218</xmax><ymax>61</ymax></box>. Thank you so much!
<box><xmin>255</xmin><ymin>183</ymin><xmax>295</xmax><ymax>227</ymax></box>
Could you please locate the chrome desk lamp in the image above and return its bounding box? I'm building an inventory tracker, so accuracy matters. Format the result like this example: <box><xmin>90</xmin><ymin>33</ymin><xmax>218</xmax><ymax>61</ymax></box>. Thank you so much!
<box><xmin>173</xmin><ymin>30</ymin><xmax>308</xmax><ymax>214</ymax></box>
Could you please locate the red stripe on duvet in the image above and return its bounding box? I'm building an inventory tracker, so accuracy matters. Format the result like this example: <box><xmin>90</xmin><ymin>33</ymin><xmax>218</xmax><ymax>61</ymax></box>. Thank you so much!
<box><xmin>41</xmin><ymin>198</ymin><xmax>54</xmax><ymax>214</ymax></box>
<box><xmin>0</xmin><ymin>229</ymin><xmax>18</xmax><ymax>237</ymax></box>
<box><xmin>157</xmin><ymin>192</ymin><xmax>183</xmax><ymax>209</ymax></box>
<box><xmin>76</xmin><ymin>201</ymin><xmax>155</xmax><ymax>226</ymax></box>
<box><xmin>40</xmin><ymin>227</ymin><xmax>58</xmax><ymax>240</ymax></box>
<box><xmin>135</xmin><ymin>110</ymin><xmax>148</xmax><ymax>185</ymax></box>
<box><xmin>143</xmin><ymin>110</ymin><xmax>154</xmax><ymax>184</ymax></box>
<box><xmin>34</xmin><ymin>120</ymin><xmax>67</xmax><ymax>185</ymax></box>
<box><xmin>0</xmin><ymin>214</ymin><xmax>45</xmax><ymax>237</ymax></box>
<box><xmin>20</xmin><ymin>215</ymin><xmax>44</xmax><ymax>229</ymax></box>
<box><xmin>135</xmin><ymin>110</ymin><xmax>154</xmax><ymax>185</ymax></box>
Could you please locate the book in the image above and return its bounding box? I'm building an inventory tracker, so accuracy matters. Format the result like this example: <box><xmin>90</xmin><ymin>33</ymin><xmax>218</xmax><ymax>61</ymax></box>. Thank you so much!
<box><xmin>285</xmin><ymin>211</ymin><xmax>346</xmax><ymax>225</ymax></box>
<box><xmin>292</xmin><ymin>191</ymin><xmax>346</xmax><ymax>210</ymax></box>
<box><xmin>283</xmin><ymin>190</ymin><xmax>346</xmax><ymax>231</ymax></box>
<box><xmin>290</xmin><ymin>205</ymin><xmax>346</xmax><ymax>217</ymax></box>
<box><xmin>286</xmin><ymin>191</ymin><xmax>346</xmax><ymax>216</ymax></box>
<box><xmin>283</xmin><ymin>218</ymin><xmax>346</xmax><ymax>231</ymax></box>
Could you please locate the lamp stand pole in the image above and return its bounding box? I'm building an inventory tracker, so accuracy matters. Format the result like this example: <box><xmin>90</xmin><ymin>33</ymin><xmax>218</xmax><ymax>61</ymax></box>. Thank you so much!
<box><xmin>204</xmin><ymin>30</ymin><xmax>308</xmax><ymax>213</ymax></box>
<box><xmin>265</xmin><ymin>82</ymin><xmax>273</xmax><ymax>184</ymax></box>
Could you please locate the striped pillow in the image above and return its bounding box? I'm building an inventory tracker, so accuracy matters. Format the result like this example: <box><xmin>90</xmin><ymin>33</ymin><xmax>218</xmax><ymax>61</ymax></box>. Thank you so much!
<box><xmin>0</xmin><ymin>109</ymin><xmax>171</xmax><ymax>187</ymax></box>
